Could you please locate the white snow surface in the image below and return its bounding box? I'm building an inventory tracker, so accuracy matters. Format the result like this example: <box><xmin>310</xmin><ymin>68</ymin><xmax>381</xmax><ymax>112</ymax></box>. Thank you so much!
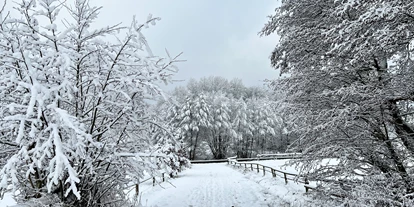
<box><xmin>138</xmin><ymin>163</ymin><xmax>307</xmax><ymax>207</ymax></box>
<box><xmin>1</xmin><ymin>162</ymin><xmax>309</xmax><ymax>207</ymax></box>
<box><xmin>0</xmin><ymin>192</ymin><xmax>17</xmax><ymax>206</ymax></box>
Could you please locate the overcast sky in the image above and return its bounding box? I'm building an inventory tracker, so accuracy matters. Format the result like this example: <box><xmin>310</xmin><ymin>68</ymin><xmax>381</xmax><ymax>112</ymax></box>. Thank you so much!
<box><xmin>93</xmin><ymin>0</ymin><xmax>281</xmax><ymax>90</ymax></box>
<box><xmin>6</xmin><ymin>0</ymin><xmax>281</xmax><ymax>90</ymax></box>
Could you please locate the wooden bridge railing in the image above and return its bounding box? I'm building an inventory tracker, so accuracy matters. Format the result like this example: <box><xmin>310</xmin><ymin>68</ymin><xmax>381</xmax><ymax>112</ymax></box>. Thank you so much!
<box><xmin>227</xmin><ymin>157</ymin><xmax>313</xmax><ymax>193</ymax></box>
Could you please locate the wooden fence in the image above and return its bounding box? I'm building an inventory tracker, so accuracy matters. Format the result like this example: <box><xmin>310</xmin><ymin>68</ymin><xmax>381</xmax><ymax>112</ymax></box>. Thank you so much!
<box><xmin>190</xmin><ymin>153</ymin><xmax>303</xmax><ymax>164</ymax></box>
<box><xmin>227</xmin><ymin>157</ymin><xmax>314</xmax><ymax>193</ymax></box>
<box><xmin>256</xmin><ymin>153</ymin><xmax>302</xmax><ymax>160</ymax></box>
<box><xmin>229</xmin><ymin>156</ymin><xmax>349</xmax><ymax>198</ymax></box>
<box><xmin>134</xmin><ymin>172</ymin><xmax>169</xmax><ymax>196</ymax></box>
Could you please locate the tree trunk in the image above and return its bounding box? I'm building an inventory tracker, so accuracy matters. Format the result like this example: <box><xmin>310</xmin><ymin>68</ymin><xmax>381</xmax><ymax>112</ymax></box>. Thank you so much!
<box><xmin>388</xmin><ymin>101</ymin><xmax>414</xmax><ymax>154</ymax></box>
<box><xmin>373</xmin><ymin>123</ymin><xmax>413</xmax><ymax>193</ymax></box>
<box><xmin>191</xmin><ymin>131</ymin><xmax>200</xmax><ymax>160</ymax></box>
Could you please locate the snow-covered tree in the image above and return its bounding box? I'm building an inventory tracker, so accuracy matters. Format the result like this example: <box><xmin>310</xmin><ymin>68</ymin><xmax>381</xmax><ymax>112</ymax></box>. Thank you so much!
<box><xmin>145</xmin><ymin>100</ymin><xmax>190</xmax><ymax>178</ymax></box>
<box><xmin>150</xmin><ymin>120</ymin><xmax>190</xmax><ymax>178</ymax></box>
<box><xmin>166</xmin><ymin>76</ymin><xmax>286</xmax><ymax>159</ymax></box>
<box><xmin>248</xmin><ymin>99</ymin><xmax>278</xmax><ymax>154</ymax></box>
<box><xmin>205</xmin><ymin>92</ymin><xmax>235</xmax><ymax>159</ymax></box>
<box><xmin>169</xmin><ymin>93</ymin><xmax>210</xmax><ymax>160</ymax></box>
<box><xmin>230</xmin><ymin>99</ymin><xmax>254</xmax><ymax>158</ymax></box>
<box><xmin>262</xmin><ymin>0</ymin><xmax>414</xmax><ymax>205</ymax></box>
<box><xmin>0</xmin><ymin>0</ymin><xmax>181</xmax><ymax>206</ymax></box>
<box><xmin>230</xmin><ymin>96</ymin><xmax>282</xmax><ymax>158</ymax></box>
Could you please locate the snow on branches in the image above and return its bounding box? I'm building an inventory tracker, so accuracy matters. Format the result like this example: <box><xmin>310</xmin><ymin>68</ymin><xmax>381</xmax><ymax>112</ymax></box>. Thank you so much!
<box><xmin>0</xmin><ymin>0</ymin><xmax>181</xmax><ymax>206</ymax></box>
<box><xmin>165</xmin><ymin>77</ymin><xmax>287</xmax><ymax>160</ymax></box>
<box><xmin>262</xmin><ymin>0</ymin><xmax>414</xmax><ymax>206</ymax></box>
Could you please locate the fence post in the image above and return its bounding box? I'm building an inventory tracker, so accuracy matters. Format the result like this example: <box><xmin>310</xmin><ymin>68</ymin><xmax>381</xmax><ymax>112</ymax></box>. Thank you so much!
<box><xmin>263</xmin><ymin>166</ymin><xmax>265</xmax><ymax>176</ymax></box>
<box><xmin>162</xmin><ymin>173</ymin><xmax>165</xmax><ymax>182</ymax></box>
<box><xmin>250</xmin><ymin>164</ymin><xmax>253</xmax><ymax>171</ymax></box>
<box><xmin>304</xmin><ymin>177</ymin><xmax>309</xmax><ymax>192</ymax></box>
<box><xmin>245</xmin><ymin>163</ymin><xmax>247</xmax><ymax>169</ymax></box>
<box><xmin>153</xmin><ymin>177</ymin><xmax>155</xmax><ymax>186</ymax></box>
<box><xmin>257</xmin><ymin>164</ymin><xmax>259</xmax><ymax>173</ymax></box>
<box><xmin>135</xmin><ymin>184</ymin><xmax>139</xmax><ymax>196</ymax></box>
<box><xmin>284</xmin><ymin>173</ymin><xmax>288</xmax><ymax>184</ymax></box>
<box><xmin>272</xmin><ymin>169</ymin><xmax>276</xmax><ymax>177</ymax></box>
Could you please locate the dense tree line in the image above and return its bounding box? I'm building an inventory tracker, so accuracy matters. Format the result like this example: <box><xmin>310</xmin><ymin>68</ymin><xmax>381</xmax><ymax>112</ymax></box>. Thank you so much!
<box><xmin>160</xmin><ymin>76</ymin><xmax>293</xmax><ymax>160</ymax></box>
<box><xmin>262</xmin><ymin>0</ymin><xmax>414</xmax><ymax>206</ymax></box>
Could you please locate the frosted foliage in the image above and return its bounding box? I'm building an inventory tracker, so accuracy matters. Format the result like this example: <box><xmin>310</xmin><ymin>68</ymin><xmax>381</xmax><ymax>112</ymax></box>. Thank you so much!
<box><xmin>147</xmin><ymin>103</ymin><xmax>190</xmax><ymax>177</ymax></box>
<box><xmin>0</xmin><ymin>0</ymin><xmax>180</xmax><ymax>206</ymax></box>
<box><xmin>167</xmin><ymin>76</ymin><xmax>286</xmax><ymax>160</ymax></box>
<box><xmin>262</xmin><ymin>0</ymin><xmax>414</xmax><ymax>206</ymax></box>
<box><xmin>152</xmin><ymin>123</ymin><xmax>190</xmax><ymax>177</ymax></box>
<box><xmin>169</xmin><ymin>93</ymin><xmax>210</xmax><ymax>160</ymax></box>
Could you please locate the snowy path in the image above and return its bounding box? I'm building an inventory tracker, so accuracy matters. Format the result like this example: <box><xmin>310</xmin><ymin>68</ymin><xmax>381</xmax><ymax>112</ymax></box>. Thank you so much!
<box><xmin>1</xmin><ymin>162</ymin><xmax>307</xmax><ymax>206</ymax></box>
<box><xmin>139</xmin><ymin>163</ymin><xmax>272</xmax><ymax>207</ymax></box>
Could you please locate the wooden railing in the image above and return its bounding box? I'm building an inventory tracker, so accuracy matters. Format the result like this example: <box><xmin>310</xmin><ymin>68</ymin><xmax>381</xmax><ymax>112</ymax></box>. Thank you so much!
<box><xmin>190</xmin><ymin>153</ymin><xmax>302</xmax><ymax>164</ymax></box>
<box><xmin>190</xmin><ymin>159</ymin><xmax>228</xmax><ymax>164</ymax></box>
<box><xmin>227</xmin><ymin>157</ymin><xmax>313</xmax><ymax>193</ymax></box>
<box><xmin>256</xmin><ymin>153</ymin><xmax>302</xmax><ymax>160</ymax></box>
<box><xmin>227</xmin><ymin>157</ymin><xmax>346</xmax><ymax>199</ymax></box>
<box><xmin>134</xmin><ymin>172</ymin><xmax>169</xmax><ymax>196</ymax></box>
<box><xmin>232</xmin><ymin>157</ymin><xmax>354</xmax><ymax>200</ymax></box>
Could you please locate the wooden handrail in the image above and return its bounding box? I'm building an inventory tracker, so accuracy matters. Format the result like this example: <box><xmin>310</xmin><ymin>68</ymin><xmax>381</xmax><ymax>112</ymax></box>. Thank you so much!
<box><xmin>228</xmin><ymin>157</ymin><xmax>347</xmax><ymax>198</ymax></box>
<box><xmin>133</xmin><ymin>171</ymin><xmax>169</xmax><ymax>196</ymax></box>
<box><xmin>227</xmin><ymin>157</ymin><xmax>310</xmax><ymax>191</ymax></box>
<box><xmin>256</xmin><ymin>153</ymin><xmax>302</xmax><ymax>158</ymax></box>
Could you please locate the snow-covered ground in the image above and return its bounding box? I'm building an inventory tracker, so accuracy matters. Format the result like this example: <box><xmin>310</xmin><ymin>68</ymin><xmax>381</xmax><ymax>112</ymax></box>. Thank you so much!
<box><xmin>1</xmin><ymin>161</ymin><xmax>310</xmax><ymax>207</ymax></box>
<box><xmin>0</xmin><ymin>192</ymin><xmax>17</xmax><ymax>207</ymax></box>
<box><xmin>138</xmin><ymin>163</ymin><xmax>308</xmax><ymax>207</ymax></box>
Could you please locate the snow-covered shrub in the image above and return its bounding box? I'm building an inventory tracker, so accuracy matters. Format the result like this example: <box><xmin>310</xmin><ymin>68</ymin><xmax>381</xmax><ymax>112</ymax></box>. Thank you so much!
<box><xmin>0</xmin><ymin>0</ymin><xmax>181</xmax><ymax>206</ymax></box>
<box><xmin>155</xmin><ymin>138</ymin><xmax>190</xmax><ymax>178</ymax></box>
<box><xmin>149</xmin><ymin>114</ymin><xmax>190</xmax><ymax>177</ymax></box>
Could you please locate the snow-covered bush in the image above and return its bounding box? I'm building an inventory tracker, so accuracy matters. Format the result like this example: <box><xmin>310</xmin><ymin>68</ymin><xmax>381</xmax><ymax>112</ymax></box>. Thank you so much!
<box><xmin>0</xmin><ymin>0</ymin><xmax>181</xmax><ymax>206</ymax></box>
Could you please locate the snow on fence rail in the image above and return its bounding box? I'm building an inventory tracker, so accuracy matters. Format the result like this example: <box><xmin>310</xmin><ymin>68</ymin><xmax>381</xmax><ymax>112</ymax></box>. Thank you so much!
<box><xmin>190</xmin><ymin>159</ymin><xmax>228</xmax><ymax>164</ymax></box>
<box><xmin>226</xmin><ymin>157</ymin><xmax>312</xmax><ymax>193</ymax></box>
<box><xmin>256</xmin><ymin>153</ymin><xmax>302</xmax><ymax>159</ymax></box>
<box><xmin>190</xmin><ymin>153</ymin><xmax>302</xmax><ymax>164</ymax></box>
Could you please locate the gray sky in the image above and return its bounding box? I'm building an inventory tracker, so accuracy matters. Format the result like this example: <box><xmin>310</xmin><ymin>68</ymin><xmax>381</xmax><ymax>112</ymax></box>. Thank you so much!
<box><xmin>94</xmin><ymin>0</ymin><xmax>281</xmax><ymax>90</ymax></box>
<box><xmin>5</xmin><ymin>0</ymin><xmax>281</xmax><ymax>90</ymax></box>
